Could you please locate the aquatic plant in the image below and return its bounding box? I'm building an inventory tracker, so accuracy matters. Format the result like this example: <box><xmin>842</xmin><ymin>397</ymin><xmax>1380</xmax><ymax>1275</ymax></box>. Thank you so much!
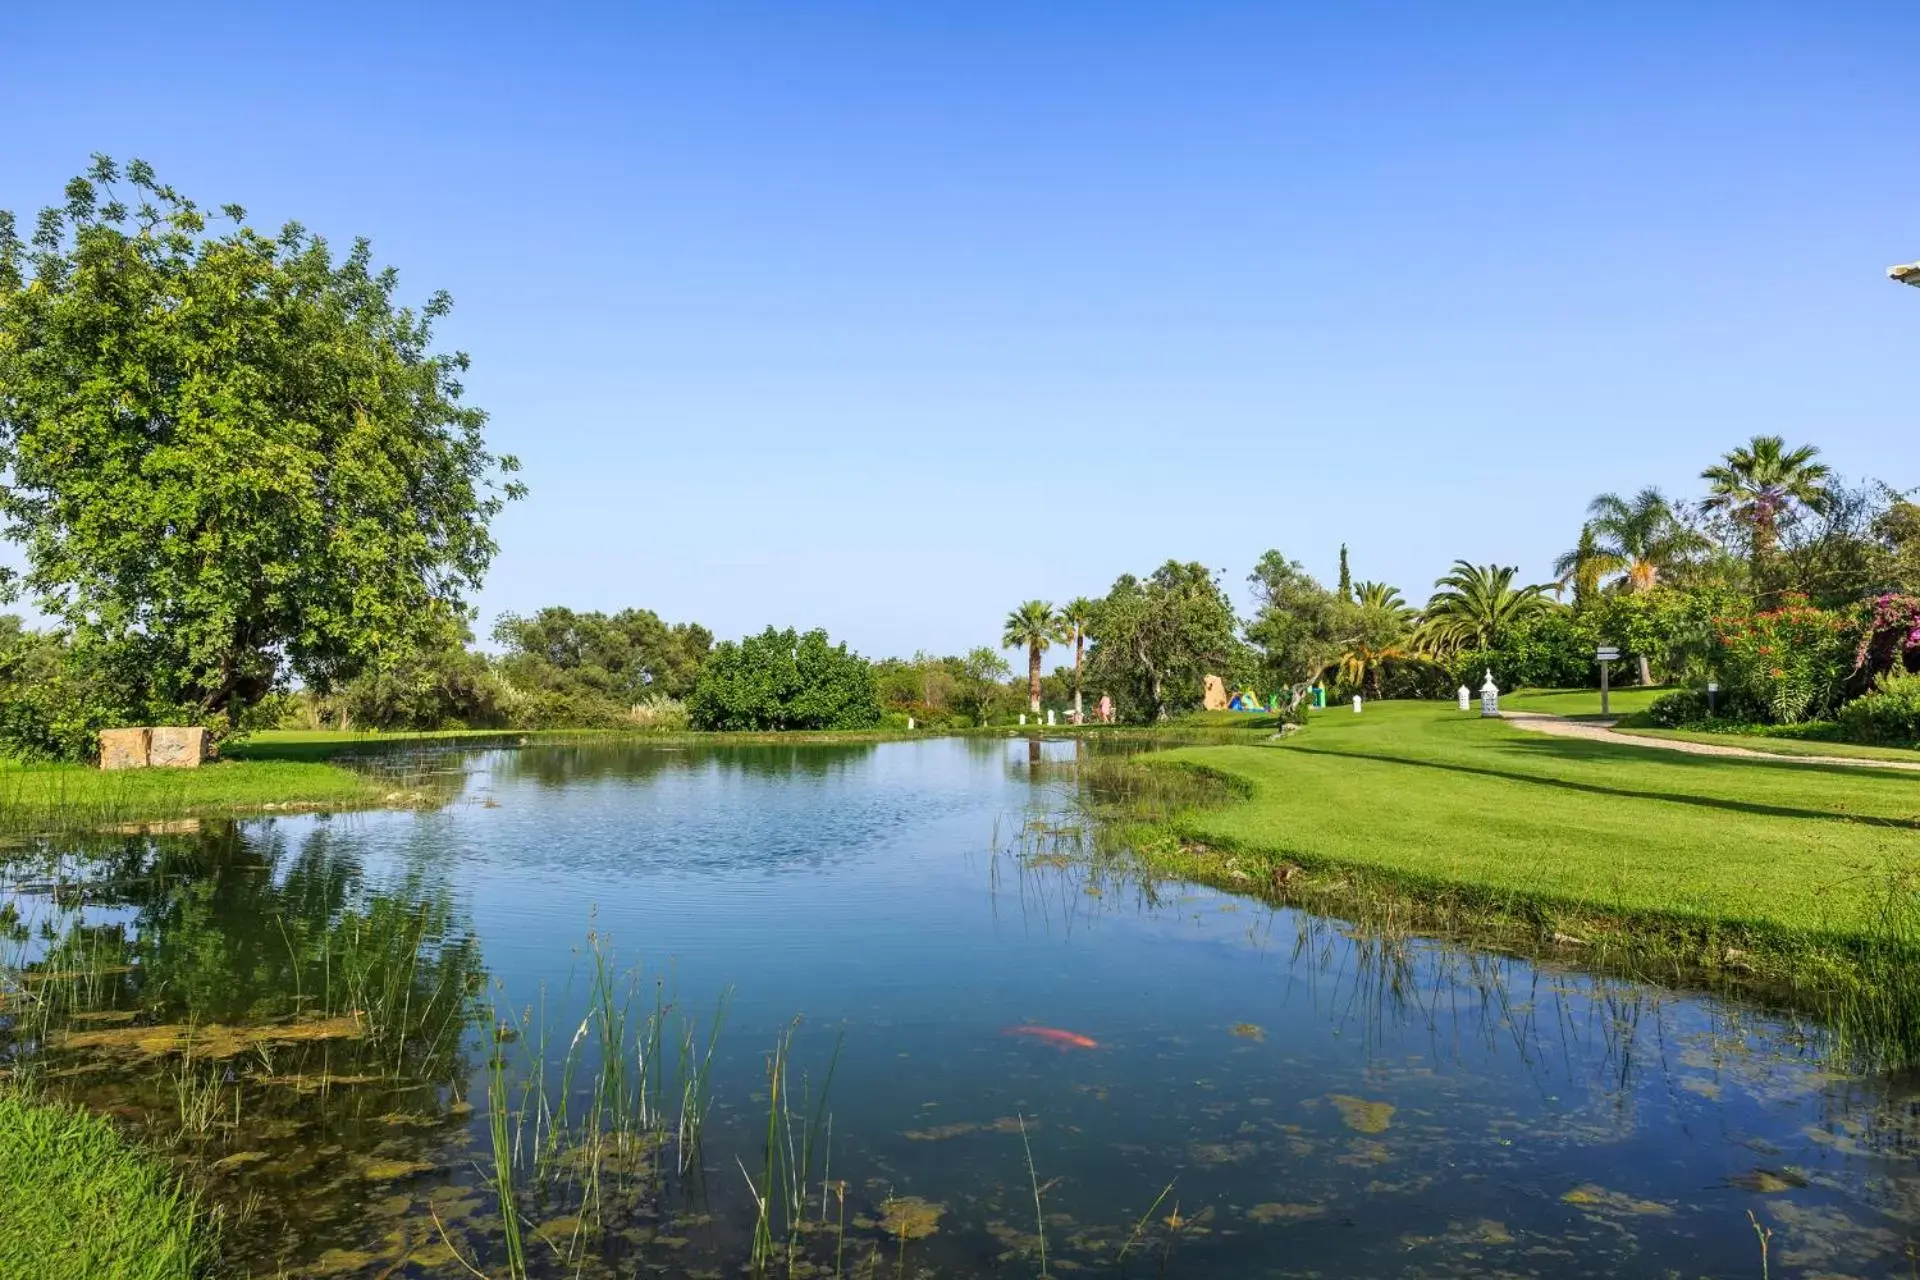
<box><xmin>745</xmin><ymin>1018</ymin><xmax>842</xmax><ymax>1277</ymax></box>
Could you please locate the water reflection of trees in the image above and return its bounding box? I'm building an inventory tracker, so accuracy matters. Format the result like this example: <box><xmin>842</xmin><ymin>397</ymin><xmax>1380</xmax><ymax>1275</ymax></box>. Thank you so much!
<box><xmin>1</xmin><ymin>819</ymin><xmax>482</xmax><ymax>1083</ymax></box>
<box><xmin>490</xmin><ymin>740</ymin><xmax>881</xmax><ymax>788</ymax></box>
<box><xmin>0</xmin><ymin>820</ymin><xmax>487</xmax><ymax>1273</ymax></box>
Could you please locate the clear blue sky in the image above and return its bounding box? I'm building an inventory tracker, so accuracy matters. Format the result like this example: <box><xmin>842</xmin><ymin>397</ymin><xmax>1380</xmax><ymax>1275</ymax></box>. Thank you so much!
<box><xmin>6</xmin><ymin>2</ymin><xmax>1917</xmax><ymax>660</ymax></box>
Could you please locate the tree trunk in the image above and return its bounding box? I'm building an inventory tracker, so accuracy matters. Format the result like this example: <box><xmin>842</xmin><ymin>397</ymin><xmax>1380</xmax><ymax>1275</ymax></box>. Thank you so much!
<box><xmin>1149</xmin><ymin>669</ymin><xmax>1164</xmax><ymax>720</ymax></box>
<box><xmin>1637</xmin><ymin>652</ymin><xmax>1653</xmax><ymax>686</ymax></box>
<box><xmin>1028</xmin><ymin>643</ymin><xmax>1042</xmax><ymax>713</ymax></box>
<box><xmin>1073</xmin><ymin>635</ymin><xmax>1084</xmax><ymax>723</ymax></box>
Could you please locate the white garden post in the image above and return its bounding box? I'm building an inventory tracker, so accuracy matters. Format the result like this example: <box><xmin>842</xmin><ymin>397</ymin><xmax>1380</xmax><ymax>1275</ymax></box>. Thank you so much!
<box><xmin>1457</xmin><ymin>685</ymin><xmax>1471</xmax><ymax>711</ymax></box>
<box><xmin>1046</xmin><ymin>709</ymin><xmax>1055</xmax><ymax>726</ymax></box>
<box><xmin>1353</xmin><ymin>695</ymin><xmax>1363</xmax><ymax>713</ymax></box>
<box><xmin>1480</xmin><ymin>670</ymin><xmax>1500</xmax><ymax>718</ymax></box>
<box><xmin>1018</xmin><ymin>713</ymin><xmax>1026</xmax><ymax>726</ymax></box>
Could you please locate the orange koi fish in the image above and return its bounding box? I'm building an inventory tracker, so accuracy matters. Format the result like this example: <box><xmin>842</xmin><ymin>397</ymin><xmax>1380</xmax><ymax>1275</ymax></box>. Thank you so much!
<box><xmin>1003</xmin><ymin>1025</ymin><xmax>1099</xmax><ymax>1050</ymax></box>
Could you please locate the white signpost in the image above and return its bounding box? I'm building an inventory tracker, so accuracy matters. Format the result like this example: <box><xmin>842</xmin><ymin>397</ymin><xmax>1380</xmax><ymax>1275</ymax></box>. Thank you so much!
<box><xmin>1595</xmin><ymin>646</ymin><xmax>1621</xmax><ymax>716</ymax></box>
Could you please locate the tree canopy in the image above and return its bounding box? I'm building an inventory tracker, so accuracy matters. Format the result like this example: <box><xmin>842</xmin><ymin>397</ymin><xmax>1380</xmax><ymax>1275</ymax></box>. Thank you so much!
<box><xmin>1244</xmin><ymin>551</ymin><xmax>1344</xmax><ymax>690</ymax></box>
<box><xmin>1701</xmin><ymin>435</ymin><xmax>1831</xmax><ymax>568</ymax></box>
<box><xmin>1086</xmin><ymin>561</ymin><xmax>1238</xmax><ymax>721</ymax></box>
<box><xmin>0</xmin><ymin>157</ymin><xmax>522</xmax><ymax>740</ymax></box>
<box><xmin>1417</xmin><ymin>562</ymin><xmax>1556</xmax><ymax>655</ymax></box>
<box><xmin>1001</xmin><ymin>600</ymin><xmax>1054</xmax><ymax>713</ymax></box>
<box><xmin>493</xmin><ymin>607</ymin><xmax>710</xmax><ymax>726</ymax></box>
<box><xmin>687</xmin><ymin>627</ymin><xmax>881</xmax><ymax>731</ymax></box>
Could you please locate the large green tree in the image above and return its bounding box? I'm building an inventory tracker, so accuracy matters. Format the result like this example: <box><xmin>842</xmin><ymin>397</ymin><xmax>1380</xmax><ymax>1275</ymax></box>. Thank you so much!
<box><xmin>950</xmin><ymin>646</ymin><xmax>1013</xmax><ymax>726</ymax></box>
<box><xmin>1002</xmin><ymin>600</ymin><xmax>1054</xmax><ymax>714</ymax></box>
<box><xmin>492</xmin><ymin>606</ymin><xmax>711</xmax><ymax>726</ymax></box>
<box><xmin>1244</xmin><ymin>551</ymin><xmax>1344</xmax><ymax>693</ymax></box>
<box><xmin>0</xmin><ymin>158</ymin><xmax>522</xmax><ymax>741</ymax></box>
<box><xmin>1701</xmin><ymin>435</ymin><xmax>1832</xmax><ymax>575</ymax></box>
<box><xmin>1086</xmin><ymin>561</ymin><xmax>1238</xmax><ymax>721</ymax></box>
<box><xmin>686</xmin><ymin>627</ymin><xmax>880</xmax><ymax>731</ymax></box>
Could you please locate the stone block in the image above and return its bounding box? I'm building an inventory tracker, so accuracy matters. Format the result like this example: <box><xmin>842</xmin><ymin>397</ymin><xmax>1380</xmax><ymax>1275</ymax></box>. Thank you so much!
<box><xmin>1202</xmin><ymin>674</ymin><xmax>1229</xmax><ymax>711</ymax></box>
<box><xmin>98</xmin><ymin>728</ymin><xmax>152</xmax><ymax>771</ymax></box>
<box><xmin>147</xmin><ymin>726</ymin><xmax>208</xmax><ymax>769</ymax></box>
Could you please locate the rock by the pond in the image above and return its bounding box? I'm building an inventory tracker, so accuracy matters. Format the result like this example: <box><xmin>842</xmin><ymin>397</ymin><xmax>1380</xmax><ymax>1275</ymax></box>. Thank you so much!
<box><xmin>147</xmin><ymin>726</ymin><xmax>208</xmax><ymax>768</ymax></box>
<box><xmin>97</xmin><ymin>725</ymin><xmax>208</xmax><ymax>769</ymax></box>
<box><xmin>97</xmin><ymin>728</ymin><xmax>150</xmax><ymax>771</ymax></box>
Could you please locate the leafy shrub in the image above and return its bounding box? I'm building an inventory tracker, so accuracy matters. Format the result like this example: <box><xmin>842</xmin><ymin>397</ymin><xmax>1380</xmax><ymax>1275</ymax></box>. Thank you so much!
<box><xmin>1646</xmin><ymin>688</ymin><xmax>1711</xmax><ymax>728</ymax></box>
<box><xmin>1713</xmin><ymin>596</ymin><xmax>1858</xmax><ymax>724</ymax></box>
<box><xmin>1374</xmin><ymin>656</ymin><xmax>1458</xmax><ymax>701</ymax></box>
<box><xmin>0</xmin><ymin>622</ymin><xmax>133</xmax><ymax>762</ymax></box>
<box><xmin>1452</xmin><ymin>609</ymin><xmax>1601</xmax><ymax>692</ymax></box>
<box><xmin>1835</xmin><ymin>669</ymin><xmax>1920</xmax><ymax>748</ymax></box>
<box><xmin>332</xmin><ymin>637</ymin><xmax>511</xmax><ymax>731</ymax></box>
<box><xmin>688</xmin><ymin>627</ymin><xmax>882</xmax><ymax>731</ymax></box>
<box><xmin>623</xmin><ymin>696</ymin><xmax>689</xmax><ymax>731</ymax></box>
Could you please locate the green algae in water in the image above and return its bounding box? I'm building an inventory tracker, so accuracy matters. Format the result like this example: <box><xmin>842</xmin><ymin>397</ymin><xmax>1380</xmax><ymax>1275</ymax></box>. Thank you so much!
<box><xmin>1327</xmin><ymin>1094</ymin><xmax>1396</xmax><ymax>1134</ymax></box>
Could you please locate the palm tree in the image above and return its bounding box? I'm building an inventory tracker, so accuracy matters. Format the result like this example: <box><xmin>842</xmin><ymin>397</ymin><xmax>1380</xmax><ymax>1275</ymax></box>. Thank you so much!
<box><xmin>1053</xmin><ymin>597</ymin><xmax>1097</xmax><ymax>724</ymax></box>
<box><xmin>1333</xmin><ymin>586</ymin><xmax>1413</xmax><ymax>699</ymax></box>
<box><xmin>1584</xmin><ymin>487</ymin><xmax>1702</xmax><ymax>594</ymax></box>
<box><xmin>1002</xmin><ymin>600</ymin><xmax>1055</xmax><ymax>715</ymax></box>
<box><xmin>1352</xmin><ymin>581</ymin><xmax>1414</xmax><ymax>621</ymax></box>
<box><xmin>1700</xmin><ymin>436</ymin><xmax>1832</xmax><ymax>566</ymax></box>
<box><xmin>1417</xmin><ymin>561</ymin><xmax>1555</xmax><ymax>656</ymax></box>
<box><xmin>1551</xmin><ymin>523</ymin><xmax>1619</xmax><ymax>607</ymax></box>
<box><xmin>1579</xmin><ymin>486</ymin><xmax>1704</xmax><ymax>683</ymax></box>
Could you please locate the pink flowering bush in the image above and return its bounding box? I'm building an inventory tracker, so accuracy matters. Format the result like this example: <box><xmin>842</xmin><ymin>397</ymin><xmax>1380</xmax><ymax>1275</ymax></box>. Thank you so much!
<box><xmin>1855</xmin><ymin>593</ymin><xmax>1920</xmax><ymax>681</ymax></box>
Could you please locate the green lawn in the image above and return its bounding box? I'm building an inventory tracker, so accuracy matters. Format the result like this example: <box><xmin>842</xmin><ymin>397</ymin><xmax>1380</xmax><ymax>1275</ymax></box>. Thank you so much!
<box><xmin>1502</xmin><ymin>685</ymin><xmax>1668</xmax><ymax>719</ymax></box>
<box><xmin>1163</xmin><ymin>700</ymin><xmax>1920</xmax><ymax>945</ymax></box>
<box><xmin>0</xmin><ymin>1091</ymin><xmax>209</xmax><ymax>1280</ymax></box>
<box><xmin>0</xmin><ymin>756</ymin><xmax>390</xmax><ymax>831</ymax></box>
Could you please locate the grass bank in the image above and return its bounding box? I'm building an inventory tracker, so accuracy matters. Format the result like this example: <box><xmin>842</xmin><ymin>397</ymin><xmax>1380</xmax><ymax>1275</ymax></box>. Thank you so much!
<box><xmin>1122</xmin><ymin>700</ymin><xmax>1920</xmax><ymax>1061</ymax></box>
<box><xmin>0</xmin><ymin>1090</ymin><xmax>210</xmax><ymax>1279</ymax></box>
<box><xmin>0</xmin><ymin>756</ymin><xmax>399</xmax><ymax>833</ymax></box>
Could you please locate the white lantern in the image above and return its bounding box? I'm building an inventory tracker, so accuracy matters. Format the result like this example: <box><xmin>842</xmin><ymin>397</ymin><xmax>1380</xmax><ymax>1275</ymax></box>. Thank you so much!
<box><xmin>1480</xmin><ymin>670</ymin><xmax>1500</xmax><ymax>718</ymax></box>
<box><xmin>1457</xmin><ymin>685</ymin><xmax>1471</xmax><ymax>711</ymax></box>
<box><xmin>1046</xmin><ymin>709</ymin><xmax>1055</xmax><ymax>726</ymax></box>
<box><xmin>1018</xmin><ymin>713</ymin><xmax>1026</xmax><ymax>726</ymax></box>
<box><xmin>1353</xmin><ymin>695</ymin><xmax>1363</xmax><ymax>714</ymax></box>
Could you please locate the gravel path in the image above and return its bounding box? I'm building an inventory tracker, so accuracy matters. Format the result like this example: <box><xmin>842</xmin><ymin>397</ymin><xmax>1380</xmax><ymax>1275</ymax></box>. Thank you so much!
<box><xmin>1500</xmin><ymin>711</ymin><xmax>1920</xmax><ymax>774</ymax></box>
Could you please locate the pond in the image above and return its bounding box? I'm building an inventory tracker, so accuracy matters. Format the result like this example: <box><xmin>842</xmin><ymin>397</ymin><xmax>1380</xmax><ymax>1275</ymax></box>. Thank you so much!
<box><xmin>3</xmin><ymin>737</ymin><xmax>1918</xmax><ymax>1277</ymax></box>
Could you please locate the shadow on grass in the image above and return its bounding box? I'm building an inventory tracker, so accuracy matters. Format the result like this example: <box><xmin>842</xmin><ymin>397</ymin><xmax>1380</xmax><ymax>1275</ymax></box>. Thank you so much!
<box><xmin>1282</xmin><ymin>740</ymin><xmax>1920</xmax><ymax>831</ymax></box>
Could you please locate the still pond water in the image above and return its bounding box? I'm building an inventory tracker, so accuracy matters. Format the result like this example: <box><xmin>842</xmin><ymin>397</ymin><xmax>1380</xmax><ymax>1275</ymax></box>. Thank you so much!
<box><xmin>4</xmin><ymin>737</ymin><xmax>1919</xmax><ymax>1277</ymax></box>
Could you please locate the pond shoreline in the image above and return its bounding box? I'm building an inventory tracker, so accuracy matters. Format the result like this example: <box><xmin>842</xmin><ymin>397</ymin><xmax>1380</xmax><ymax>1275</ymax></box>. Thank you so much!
<box><xmin>1095</xmin><ymin>748</ymin><xmax>1920</xmax><ymax>1071</ymax></box>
